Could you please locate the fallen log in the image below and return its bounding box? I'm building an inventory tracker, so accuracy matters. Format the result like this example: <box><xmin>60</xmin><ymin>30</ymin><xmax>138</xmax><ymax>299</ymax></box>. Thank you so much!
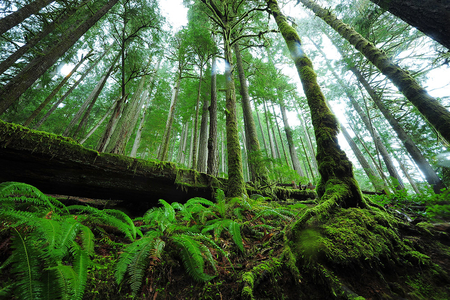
<box><xmin>1</xmin><ymin>121</ymin><xmax>317</xmax><ymax>215</ymax></box>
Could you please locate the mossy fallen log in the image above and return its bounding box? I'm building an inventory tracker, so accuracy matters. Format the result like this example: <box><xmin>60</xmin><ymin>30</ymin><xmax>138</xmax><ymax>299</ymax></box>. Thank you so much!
<box><xmin>0</xmin><ymin>120</ymin><xmax>224</xmax><ymax>215</ymax></box>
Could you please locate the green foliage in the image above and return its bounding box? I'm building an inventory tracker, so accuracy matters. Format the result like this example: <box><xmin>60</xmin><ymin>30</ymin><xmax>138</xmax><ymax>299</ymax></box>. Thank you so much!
<box><xmin>370</xmin><ymin>188</ymin><xmax>450</xmax><ymax>221</ymax></box>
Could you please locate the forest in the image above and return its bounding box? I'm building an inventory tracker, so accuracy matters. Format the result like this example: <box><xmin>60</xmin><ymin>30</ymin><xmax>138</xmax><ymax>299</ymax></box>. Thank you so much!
<box><xmin>1</xmin><ymin>0</ymin><xmax>450</xmax><ymax>299</ymax></box>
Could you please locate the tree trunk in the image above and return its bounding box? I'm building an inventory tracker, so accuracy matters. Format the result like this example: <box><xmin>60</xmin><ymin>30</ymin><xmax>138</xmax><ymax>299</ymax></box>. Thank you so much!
<box><xmin>310</xmin><ymin>39</ymin><xmax>406</xmax><ymax>191</ymax></box>
<box><xmin>207</xmin><ymin>55</ymin><xmax>219</xmax><ymax>176</ymax></box>
<box><xmin>223</xmin><ymin>27</ymin><xmax>245</xmax><ymax>197</ymax></box>
<box><xmin>97</xmin><ymin>94</ymin><xmax>127</xmax><ymax>153</ymax></box>
<box><xmin>279</xmin><ymin>100</ymin><xmax>305</xmax><ymax>178</ymax></box>
<box><xmin>254</xmin><ymin>101</ymin><xmax>268</xmax><ymax>156</ymax></box>
<box><xmin>298</xmin><ymin>0</ymin><xmax>450</xmax><ymax>144</ymax></box>
<box><xmin>130</xmin><ymin>60</ymin><xmax>160</xmax><ymax>158</ymax></box>
<box><xmin>234</xmin><ymin>42</ymin><xmax>268</xmax><ymax>182</ymax></box>
<box><xmin>368</xmin><ymin>0</ymin><xmax>450</xmax><ymax>50</ymax></box>
<box><xmin>191</xmin><ymin>59</ymin><xmax>204</xmax><ymax>170</ymax></box>
<box><xmin>33</xmin><ymin>47</ymin><xmax>110</xmax><ymax>129</ymax></box>
<box><xmin>350</xmin><ymin>66</ymin><xmax>446</xmax><ymax>193</ymax></box>
<box><xmin>340</xmin><ymin>122</ymin><xmax>386</xmax><ymax>192</ymax></box>
<box><xmin>268</xmin><ymin>0</ymin><xmax>365</xmax><ymax>208</ymax></box>
<box><xmin>79</xmin><ymin>96</ymin><xmax>120</xmax><ymax>145</ymax></box>
<box><xmin>0</xmin><ymin>0</ymin><xmax>120</xmax><ymax>115</ymax></box>
<box><xmin>272</xmin><ymin>101</ymin><xmax>290</xmax><ymax>167</ymax></box>
<box><xmin>106</xmin><ymin>69</ymin><xmax>147</xmax><ymax>154</ymax></box>
<box><xmin>263</xmin><ymin>100</ymin><xmax>277</xmax><ymax>159</ymax></box>
<box><xmin>158</xmin><ymin>75</ymin><xmax>181</xmax><ymax>161</ymax></box>
<box><xmin>0</xmin><ymin>1</ymin><xmax>87</xmax><ymax>76</ymax></box>
<box><xmin>23</xmin><ymin>50</ymin><xmax>92</xmax><ymax>127</ymax></box>
<box><xmin>197</xmin><ymin>95</ymin><xmax>209</xmax><ymax>173</ymax></box>
<box><xmin>180</xmin><ymin>121</ymin><xmax>189</xmax><ymax>166</ymax></box>
<box><xmin>0</xmin><ymin>0</ymin><xmax>55</xmax><ymax>35</ymax></box>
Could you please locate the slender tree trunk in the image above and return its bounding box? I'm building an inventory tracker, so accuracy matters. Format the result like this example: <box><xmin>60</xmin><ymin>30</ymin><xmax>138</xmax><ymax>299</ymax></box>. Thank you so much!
<box><xmin>23</xmin><ymin>50</ymin><xmax>92</xmax><ymax>127</ymax></box>
<box><xmin>33</xmin><ymin>47</ymin><xmax>110</xmax><ymax>129</ymax></box>
<box><xmin>268</xmin><ymin>0</ymin><xmax>364</xmax><ymax>207</ymax></box>
<box><xmin>263</xmin><ymin>100</ymin><xmax>277</xmax><ymax>159</ymax></box>
<box><xmin>80</xmin><ymin>96</ymin><xmax>119</xmax><ymax>145</ymax></box>
<box><xmin>234</xmin><ymin>41</ymin><xmax>268</xmax><ymax>182</ymax></box>
<box><xmin>197</xmin><ymin>95</ymin><xmax>209</xmax><ymax>173</ymax></box>
<box><xmin>191</xmin><ymin>59</ymin><xmax>204</xmax><ymax>169</ymax></box>
<box><xmin>254</xmin><ymin>101</ymin><xmax>268</xmax><ymax>156</ymax></box>
<box><xmin>349</xmin><ymin>66</ymin><xmax>446</xmax><ymax>193</ymax></box>
<box><xmin>279</xmin><ymin>100</ymin><xmax>305</xmax><ymax>178</ymax></box>
<box><xmin>272</xmin><ymin>101</ymin><xmax>289</xmax><ymax>167</ymax></box>
<box><xmin>207</xmin><ymin>55</ymin><xmax>219</xmax><ymax>176</ymax></box>
<box><xmin>0</xmin><ymin>0</ymin><xmax>120</xmax><ymax>115</ymax></box>
<box><xmin>299</xmin><ymin>0</ymin><xmax>450</xmax><ymax>144</ymax></box>
<box><xmin>0</xmin><ymin>0</ymin><xmax>55</xmax><ymax>35</ymax></box>
<box><xmin>177</xmin><ymin>123</ymin><xmax>186</xmax><ymax>163</ymax></box>
<box><xmin>393</xmin><ymin>151</ymin><xmax>421</xmax><ymax>195</ymax></box>
<box><xmin>189</xmin><ymin>120</ymin><xmax>195</xmax><ymax>167</ymax></box>
<box><xmin>180</xmin><ymin>121</ymin><xmax>189</xmax><ymax>166</ymax></box>
<box><xmin>63</xmin><ymin>73</ymin><xmax>107</xmax><ymax>137</ymax></box>
<box><xmin>298</xmin><ymin>134</ymin><xmax>314</xmax><ymax>183</ymax></box>
<box><xmin>340</xmin><ymin>122</ymin><xmax>386</xmax><ymax>192</ymax></box>
<box><xmin>367</xmin><ymin>0</ymin><xmax>450</xmax><ymax>49</ymax></box>
<box><xmin>159</xmin><ymin>74</ymin><xmax>181</xmax><ymax>161</ymax></box>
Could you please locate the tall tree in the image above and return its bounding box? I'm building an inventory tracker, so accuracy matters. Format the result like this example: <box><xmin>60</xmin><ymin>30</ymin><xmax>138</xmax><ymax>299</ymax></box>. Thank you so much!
<box><xmin>0</xmin><ymin>0</ymin><xmax>55</xmax><ymax>35</ymax></box>
<box><xmin>0</xmin><ymin>0</ymin><xmax>120</xmax><ymax>115</ymax></box>
<box><xmin>367</xmin><ymin>0</ymin><xmax>450</xmax><ymax>49</ymax></box>
<box><xmin>297</xmin><ymin>0</ymin><xmax>450</xmax><ymax>144</ymax></box>
<box><xmin>268</xmin><ymin>0</ymin><xmax>365</xmax><ymax>208</ymax></box>
<box><xmin>207</xmin><ymin>53</ymin><xmax>219</xmax><ymax>177</ymax></box>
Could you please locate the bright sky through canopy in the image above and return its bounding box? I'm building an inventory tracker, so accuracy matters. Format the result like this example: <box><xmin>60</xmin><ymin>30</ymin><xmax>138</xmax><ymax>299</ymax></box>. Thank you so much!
<box><xmin>158</xmin><ymin>0</ymin><xmax>188</xmax><ymax>31</ymax></box>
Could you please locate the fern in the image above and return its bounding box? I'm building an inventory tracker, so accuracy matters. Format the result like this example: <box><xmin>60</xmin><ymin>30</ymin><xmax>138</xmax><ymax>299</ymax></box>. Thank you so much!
<box><xmin>10</xmin><ymin>228</ymin><xmax>43</xmax><ymax>300</ymax></box>
<box><xmin>172</xmin><ymin>235</ymin><xmax>215</xmax><ymax>282</ymax></box>
<box><xmin>202</xmin><ymin>219</ymin><xmax>244</xmax><ymax>252</ymax></box>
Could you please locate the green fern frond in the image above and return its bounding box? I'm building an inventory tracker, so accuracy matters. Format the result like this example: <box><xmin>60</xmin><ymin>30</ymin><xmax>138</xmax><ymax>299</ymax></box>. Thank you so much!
<box><xmin>115</xmin><ymin>231</ymin><xmax>162</xmax><ymax>285</ymax></box>
<box><xmin>80</xmin><ymin>226</ymin><xmax>95</xmax><ymax>256</ymax></box>
<box><xmin>227</xmin><ymin>220</ymin><xmax>244</xmax><ymax>252</ymax></box>
<box><xmin>48</xmin><ymin>264</ymin><xmax>78</xmax><ymax>300</ymax></box>
<box><xmin>159</xmin><ymin>199</ymin><xmax>176</xmax><ymax>222</ymax></box>
<box><xmin>10</xmin><ymin>228</ymin><xmax>43</xmax><ymax>300</ymax></box>
<box><xmin>186</xmin><ymin>197</ymin><xmax>214</xmax><ymax>208</ymax></box>
<box><xmin>143</xmin><ymin>207</ymin><xmax>165</xmax><ymax>226</ymax></box>
<box><xmin>128</xmin><ymin>237</ymin><xmax>163</xmax><ymax>295</ymax></box>
<box><xmin>67</xmin><ymin>205</ymin><xmax>136</xmax><ymax>240</ymax></box>
<box><xmin>189</xmin><ymin>233</ymin><xmax>235</xmax><ymax>273</ymax></box>
<box><xmin>72</xmin><ymin>244</ymin><xmax>90</xmax><ymax>300</ymax></box>
<box><xmin>171</xmin><ymin>234</ymin><xmax>215</xmax><ymax>282</ymax></box>
<box><xmin>103</xmin><ymin>209</ymin><xmax>138</xmax><ymax>240</ymax></box>
<box><xmin>0</xmin><ymin>209</ymin><xmax>40</xmax><ymax>227</ymax></box>
<box><xmin>0</xmin><ymin>181</ymin><xmax>55</xmax><ymax>210</ymax></box>
<box><xmin>202</xmin><ymin>219</ymin><xmax>227</xmax><ymax>239</ymax></box>
<box><xmin>55</xmin><ymin>218</ymin><xmax>81</xmax><ymax>260</ymax></box>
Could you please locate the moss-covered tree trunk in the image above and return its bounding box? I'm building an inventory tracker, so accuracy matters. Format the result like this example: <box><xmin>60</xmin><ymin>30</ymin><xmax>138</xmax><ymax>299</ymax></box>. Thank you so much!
<box><xmin>267</xmin><ymin>0</ymin><xmax>364</xmax><ymax>208</ymax></box>
<box><xmin>234</xmin><ymin>42</ymin><xmax>268</xmax><ymax>183</ymax></box>
<box><xmin>191</xmin><ymin>60</ymin><xmax>204</xmax><ymax>170</ymax></box>
<box><xmin>368</xmin><ymin>0</ymin><xmax>450</xmax><ymax>49</ymax></box>
<box><xmin>298</xmin><ymin>0</ymin><xmax>450</xmax><ymax>144</ymax></box>
<box><xmin>223</xmin><ymin>29</ymin><xmax>246</xmax><ymax>197</ymax></box>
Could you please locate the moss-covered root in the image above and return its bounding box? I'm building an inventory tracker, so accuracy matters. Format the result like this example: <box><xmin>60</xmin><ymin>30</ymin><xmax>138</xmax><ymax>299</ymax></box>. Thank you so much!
<box><xmin>241</xmin><ymin>258</ymin><xmax>285</xmax><ymax>300</ymax></box>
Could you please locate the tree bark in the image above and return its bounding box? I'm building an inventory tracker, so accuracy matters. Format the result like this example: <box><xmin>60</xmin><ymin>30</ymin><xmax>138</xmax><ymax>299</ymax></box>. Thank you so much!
<box><xmin>197</xmin><ymin>95</ymin><xmax>209</xmax><ymax>173</ymax></box>
<box><xmin>234</xmin><ymin>41</ymin><xmax>268</xmax><ymax>182</ymax></box>
<box><xmin>268</xmin><ymin>0</ymin><xmax>365</xmax><ymax>208</ymax></box>
<box><xmin>23</xmin><ymin>50</ymin><xmax>92</xmax><ymax>127</ymax></box>
<box><xmin>263</xmin><ymin>100</ymin><xmax>277</xmax><ymax>159</ymax></box>
<box><xmin>299</xmin><ymin>0</ymin><xmax>450</xmax><ymax>144</ymax></box>
<box><xmin>97</xmin><ymin>94</ymin><xmax>127</xmax><ymax>153</ymax></box>
<box><xmin>0</xmin><ymin>0</ymin><xmax>55</xmax><ymax>35</ymax></box>
<box><xmin>310</xmin><ymin>39</ymin><xmax>406</xmax><ymax>191</ymax></box>
<box><xmin>0</xmin><ymin>0</ymin><xmax>120</xmax><ymax>115</ymax></box>
<box><xmin>368</xmin><ymin>0</ymin><xmax>450</xmax><ymax>49</ymax></box>
<box><xmin>191</xmin><ymin>59</ymin><xmax>204</xmax><ymax>170</ymax></box>
<box><xmin>207</xmin><ymin>55</ymin><xmax>219</xmax><ymax>176</ymax></box>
